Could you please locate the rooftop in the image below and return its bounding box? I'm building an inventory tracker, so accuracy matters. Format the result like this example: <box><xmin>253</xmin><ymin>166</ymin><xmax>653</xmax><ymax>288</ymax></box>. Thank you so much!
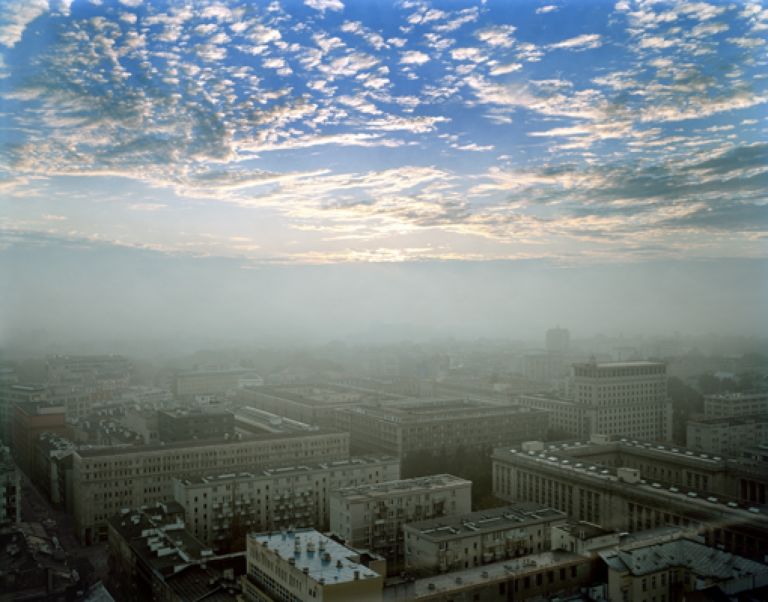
<box><xmin>344</xmin><ymin>398</ymin><xmax>540</xmax><ymax>423</ymax></box>
<box><xmin>176</xmin><ymin>455</ymin><xmax>398</xmax><ymax>487</ymax></box>
<box><xmin>250</xmin><ymin>528</ymin><xmax>381</xmax><ymax>585</ymax></box>
<box><xmin>333</xmin><ymin>474</ymin><xmax>471</xmax><ymax>501</ymax></box>
<box><xmin>409</xmin><ymin>550</ymin><xmax>585</xmax><ymax>598</ymax></box>
<box><xmin>600</xmin><ymin>537</ymin><xmax>768</xmax><ymax>579</ymax></box>
<box><xmin>75</xmin><ymin>428</ymin><xmax>345</xmax><ymax>458</ymax></box>
<box><xmin>404</xmin><ymin>504</ymin><xmax>566</xmax><ymax>542</ymax></box>
<box><xmin>247</xmin><ymin>383</ymin><xmax>395</xmax><ymax>407</ymax></box>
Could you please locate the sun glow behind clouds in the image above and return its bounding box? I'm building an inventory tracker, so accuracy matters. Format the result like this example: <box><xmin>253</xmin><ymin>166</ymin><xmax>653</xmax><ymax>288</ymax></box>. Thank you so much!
<box><xmin>0</xmin><ymin>0</ymin><xmax>766</xmax><ymax>264</ymax></box>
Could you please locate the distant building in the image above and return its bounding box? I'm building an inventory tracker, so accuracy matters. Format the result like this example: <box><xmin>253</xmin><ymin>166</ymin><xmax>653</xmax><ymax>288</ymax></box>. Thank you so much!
<box><xmin>173</xmin><ymin>456</ymin><xmax>400</xmax><ymax>550</ymax></box>
<box><xmin>173</xmin><ymin>369</ymin><xmax>245</xmax><ymax>399</ymax></box>
<box><xmin>10</xmin><ymin>401</ymin><xmax>69</xmax><ymax>475</ymax></box>
<box><xmin>600</xmin><ymin>537</ymin><xmax>768</xmax><ymax>601</ymax></box>
<box><xmin>546</xmin><ymin>327</ymin><xmax>570</xmax><ymax>355</ymax></box>
<box><xmin>47</xmin><ymin>354</ymin><xmax>133</xmax><ymax>390</ymax></box>
<box><xmin>233</xmin><ymin>406</ymin><xmax>319</xmax><ymax>435</ymax></box>
<box><xmin>687</xmin><ymin>414</ymin><xmax>768</xmax><ymax>457</ymax></box>
<box><xmin>0</xmin><ymin>384</ymin><xmax>47</xmax><ymax>444</ymax></box>
<box><xmin>335</xmin><ymin>398</ymin><xmax>548</xmax><ymax>461</ymax></box>
<box><xmin>107</xmin><ymin>502</ymin><xmax>244</xmax><ymax>602</ymax></box>
<box><xmin>157</xmin><ymin>407</ymin><xmax>234</xmax><ymax>442</ymax></box>
<box><xmin>492</xmin><ymin>438</ymin><xmax>768</xmax><ymax>560</ymax></box>
<box><xmin>330</xmin><ymin>474</ymin><xmax>472</xmax><ymax>573</ymax></box>
<box><xmin>0</xmin><ymin>446</ymin><xmax>20</xmax><ymax>526</ymax></box>
<box><xmin>403</xmin><ymin>503</ymin><xmax>567</xmax><ymax>575</ymax></box>
<box><xmin>243</xmin><ymin>529</ymin><xmax>384</xmax><ymax>602</ymax></box>
<box><xmin>519</xmin><ymin>361</ymin><xmax>672</xmax><ymax>441</ymax></box>
<box><xmin>703</xmin><ymin>391</ymin><xmax>768</xmax><ymax>417</ymax></box>
<box><xmin>72</xmin><ymin>429</ymin><xmax>350</xmax><ymax>543</ymax></box>
<box><xmin>238</xmin><ymin>383</ymin><xmax>397</xmax><ymax>427</ymax></box>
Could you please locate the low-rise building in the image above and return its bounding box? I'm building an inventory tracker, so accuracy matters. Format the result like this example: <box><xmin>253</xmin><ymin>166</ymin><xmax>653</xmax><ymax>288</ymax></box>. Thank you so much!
<box><xmin>336</xmin><ymin>398</ymin><xmax>548</xmax><ymax>461</ymax></box>
<box><xmin>72</xmin><ymin>429</ymin><xmax>350</xmax><ymax>543</ymax></box>
<box><xmin>687</xmin><ymin>414</ymin><xmax>768</xmax><ymax>457</ymax></box>
<box><xmin>703</xmin><ymin>391</ymin><xmax>768</xmax><ymax>417</ymax></box>
<box><xmin>600</xmin><ymin>536</ymin><xmax>768</xmax><ymax>601</ymax></box>
<box><xmin>173</xmin><ymin>456</ymin><xmax>400</xmax><ymax>550</ymax></box>
<box><xmin>492</xmin><ymin>439</ymin><xmax>768</xmax><ymax>560</ymax></box>
<box><xmin>173</xmin><ymin>369</ymin><xmax>246</xmax><ymax>399</ymax></box>
<box><xmin>11</xmin><ymin>401</ymin><xmax>69</xmax><ymax>475</ymax></box>
<box><xmin>107</xmin><ymin>502</ymin><xmax>244</xmax><ymax>602</ymax></box>
<box><xmin>157</xmin><ymin>407</ymin><xmax>234</xmax><ymax>442</ymax></box>
<box><xmin>403</xmin><ymin>504</ymin><xmax>567</xmax><ymax>575</ymax></box>
<box><xmin>330</xmin><ymin>474</ymin><xmax>472</xmax><ymax>573</ymax></box>
<box><xmin>243</xmin><ymin>528</ymin><xmax>384</xmax><ymax>602</ymax></box>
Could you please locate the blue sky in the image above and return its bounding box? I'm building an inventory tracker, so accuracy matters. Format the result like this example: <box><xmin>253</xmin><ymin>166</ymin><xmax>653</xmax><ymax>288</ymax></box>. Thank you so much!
<box><xmin>0</xmin><ymin>0</ymin><xmax>766</xmax><ymax>264</ymax></box>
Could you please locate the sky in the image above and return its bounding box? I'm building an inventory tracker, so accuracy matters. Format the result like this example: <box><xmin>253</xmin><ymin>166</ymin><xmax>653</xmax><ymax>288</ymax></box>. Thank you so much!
<box><xmin>0</xmin><ymin>0</ymin><xmax>767</xmax><ymax>346</ymax></box>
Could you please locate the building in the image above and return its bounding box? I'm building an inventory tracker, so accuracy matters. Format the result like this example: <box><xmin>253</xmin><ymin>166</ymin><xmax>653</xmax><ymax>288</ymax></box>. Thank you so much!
<box><xmin>10</xmin><ymin>401</ymin><xmax>69</xmax><ymax>475</ymax></box>
<box><xmin>0</xmin><ymin>446</ymin><xmax>20</xmax><ymax>526</ymax></box>
<box><xmin>157</xmin><ymin>407</ymin><xmax>234</xmax><ymax>442</ymax></box>
<box><xmin>546</xmin><ymin>327</ymin><xmax>570</xmax><ymax>355</ymax></box>
<box><xmin>0</xmin><ymin>521</ymin><xmax>92</xmax><ymax>600</ymax></box>
<box><xmin>173</xmin><ymin>369</ymin><xmax>245</xmax><ymax>399</ymax></box>
<box><xmin>703</xmin><ymin>392</ymin><xmax>768</xmax><ymax>417</ymax></box>
<box><xmin>107</xmin><ymin>502</ymin><xmax>244</xmax><ymax>602</ymax></box>
<box><xmin>72</xmin><ymin>429</ymin><xmax>350</xmax><ymax>543</ymax></box>
<box><xmin>243</xmin><ymin>528</ymin><xmax>384</xmax><ymax>602</ymax></box>
<box><xmin>492</xmin><ymin>439</ymin><xmax>768</xmax><ymax>560</ymax></box>
<box><xmin>330</xmin><ymin>474</ymin><xmax>472</xmax><ymax>573</ymax></box>
<box><xmin>687</xmin><ymin>414</ymin><xmax>768</xmax><ymax>457</ymax></box>
<box><xmin>233</xmin><ymin>406</ymin><xmax>319</xmax><ymax>435</ymax></box>
<box><xmin>238</xmin><ymin>383</ymin><xmax>397</xmax><ymax>427</ymax></box>
<box><xmin>173</xmin><ymin>456</ymin><xmax>400</xmax><ymax>550</ymax></box>
<box><xmin>600</xmin><ymin>536</ymin><xmax>768</xmax><ymax>601</ymax></box>
<box><xmin>386</xmin><ymin>550</ymin><xmax>594</xmax><ymax>601</ymax></box>
<box><xmin>518</xmin><ymin>361</ymin><xmax>672</xmax><ymax>441</ymax></box>
<box><xmin>403</xmin><ymin>503</ymin><xmax>567</xmax><ymax>575</ymax></box>
<box><xmin>335</xmin><ymin>398</ymin><xmax>548</xmax><ymax>461</ymax></box>
<box><xmin>47</xmin><ymin>354</ymin><xmax>133</xmax><ymax>390</ymax></box>
<box><xmin>0</xmin><ymin>384</ymin><xmax>47</xmax><ymax>444</ymax></box>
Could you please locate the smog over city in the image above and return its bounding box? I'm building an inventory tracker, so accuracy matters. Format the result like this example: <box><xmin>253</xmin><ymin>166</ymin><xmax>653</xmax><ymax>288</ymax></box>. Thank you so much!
<box><xmin>0</xmin><ymin>0</ymin><xmax>766</xmax><ymax>600</ymax></box>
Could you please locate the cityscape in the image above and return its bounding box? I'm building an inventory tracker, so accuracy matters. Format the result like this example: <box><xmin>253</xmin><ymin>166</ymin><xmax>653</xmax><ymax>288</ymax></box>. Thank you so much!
<box><xmin>1</xmin><ymin>1</ymin><xmax>767</xmax><ymax>602</ymax></box>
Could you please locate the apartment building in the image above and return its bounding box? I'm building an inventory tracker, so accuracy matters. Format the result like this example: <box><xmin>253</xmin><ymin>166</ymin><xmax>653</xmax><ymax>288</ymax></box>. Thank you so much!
<box><xmin>687</xmin><ymin>414</ymin><xmax>768</xmax><ymax>457</ymax></box>
<box><xmin>173</xmin><ymin>369</ymin><xmax>245</xmax><ymax>398</ymax></box>
<box><xmin>243</xmin><ymin>529</ymin><xmax>383</xmax><ymax>602</ymax></box>
<box><xmin>492</xmin><ymin>440</ymin><xmax>768</xmax><ymax>560</ymax></box>
<box><xmin>173</xmin><ymin>456</ymin><xmax>400</xmax><ymax>550</ymax></box>
<box><xmin>157</xmin><ymin>407</ymin><xmax>234</xmax><ymax>442</ymax></box>
<box><xmin>403</xmin><ymin>503</ymin><xmax>567</xmax><ymax>575</ymax></box>
<box><xmin>11</xmin><ymin>401</ymin><xmax>69</xmax><ymax>475</ymax></box>
<box><xmin>335</xmin><ymin>398</ymin><xmax>548</xmax><ymax>460</ymax></box>
<box><xmin>0</xmin><ymin>446</ymin><xmax>20</xmax><ymax>526</ymax></box>
<box><xmin>72</xmin><ymin>429</ymin><xmax>349</xmax><ymax>543</ymax></box>
<box><xmin>703</xmin><ymin>392</ymin><xmax>768</xmax><ymax>417</ymax></box>
<box><xmin>330</xmin><ymin>474</ymin><xmax>472</xmax><ymax>573</ymax></box>
<box><xmin>518</xmin><ymin>361</ymin><xmax>672</xmax><ymax>441</ymax></box>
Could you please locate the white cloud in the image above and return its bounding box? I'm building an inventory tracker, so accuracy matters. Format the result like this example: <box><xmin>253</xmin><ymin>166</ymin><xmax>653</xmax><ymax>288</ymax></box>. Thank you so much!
<box><xmin>400</xmin><ymin>50</ymin><xmax>430</xmax><ymax>65</ymax></box>
<box><xmin>451</xmin><ymin>47</ymin><xmax>488</xmax><ymax>62</ymax></box>
<box><xmin>119</xmin><ymin>0</ymin><xmax>142</xmax><ymax>7</ymax></box>
<box><xmin>489</xmin><ymin>62</ymin><xmax>522</xmax><ymax>76</ymax></box>
<box><xmin>305</xmin><ymin>0</ymin><xmax>344</xmax><ymax>12</ymax></box>
<box><xmin>476</xmin><ymin>25</ymin><xmax>516</xmax><ymax>48</ymax></box>
<box><xmin>550</xmin><ymin>33</ymin><xmax>602</xmax><ymax>50</ymax></box>
<box><xmin>0</xmin><ymin>0</ymin><xmax>49</xmax><ymax>48</ymax></box>
<box><xmin>536</xmin><ymin>5</ymin><xmax>558</xmax><ymax>14</ymax></box>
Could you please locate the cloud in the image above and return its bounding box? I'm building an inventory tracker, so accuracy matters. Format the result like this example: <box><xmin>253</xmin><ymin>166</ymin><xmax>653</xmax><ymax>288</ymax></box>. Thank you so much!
<box><xmin>400</xmin><ymin>50</ymin><xmax>430</xmax><ymax>65</ymax></box>
<box><xmin>476</xmin><ymin>25</ymin><xmax>516</xmax><ymax>48</ymax></box>
<box><xmin>549</xmin><ymin>33</ymin><xmax>602</xmax><ymax>51</ymax></box>
<box><xmin>305</xmin><ymin>0</ymin><xmax>344</xmax><ymax>12</ymax></box>
<box><xmin>489</xmin><ymin>62</ymin><xmax>522</xmax><ymax>76</ymax></box>
<box><xmin>0</xmin><ymin>0</ymin><xmax>49</xmax><ymax>48</ymax></box>
<box><xmin>536</xmin><ymin>5</ymin><xmax>558</xmax><ymax>14</ymax></box>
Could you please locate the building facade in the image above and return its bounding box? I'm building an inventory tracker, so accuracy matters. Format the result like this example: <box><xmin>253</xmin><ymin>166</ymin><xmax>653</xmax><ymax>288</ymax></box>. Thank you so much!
<box><xmin>335</xmin><ymin>398</ymin><xmax>548</xmax><ymax>460</ymax></box>
<box><xmin>492</xmin><ymin>440</ymin><xmax>768</xmax><ymax>561</ymax></box>
<box><xmin>686</xmin><ymin>414</ymin><xmax>768</xmax><ymax>457</ymax></box>
<box><xmin>157</xmin><ymin>407</ymin><xmax>235</xmax><ymax>442</ymax></box>
<box><xmin>330</xmin><ymin>474</ymin><xmax>472</xmax><ymax>573</ymax></box>
<box><xmin>173</xmin><ymin>456</ymin><xmax>400</xmax><ymax>550</ymax></box>
<box><xmin>0</xmin><ymin>445</ymin><xmax>20</xmax><ymax>526</ymax></box>
<box><xmin>71</xmin><ymin>429</ymin><xmax>350</xmax><ymax>543</ymax></box>
<box><xmin>703</xmin><ymin>392</ymin><xmax>768</xmax><ymax>417</ymax></box>
<box><xmin>403</xmin><ymin>503</ymin><xmax>567</xmax><ymax>575</ymax></box>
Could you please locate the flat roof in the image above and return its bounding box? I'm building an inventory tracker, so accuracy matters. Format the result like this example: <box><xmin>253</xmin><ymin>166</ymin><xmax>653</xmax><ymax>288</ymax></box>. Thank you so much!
<box><xmin>333</xmin><ymin>474</ymin><xmax>471</xmax><ymax>501</ymax></box>
<box><xmin>176</xmin><ymin>455</ymin><xmax>398</xmax><ymax>487</ymax></box>
<box><xmin>75</xmin><ymin>428</ymin><xmax>346</xmax><ymax>458</ymax></box>
<box><xmin>251</xmin><ymin>528</ymin><xmax>380</xmax><ymax>585</ymax></box>
<box><xmin>245</xmin><ymin>384</ymin><xmax>396</xmax><ymax>407</ymax></box>
<box><xmin>344</xmin><ymin>398</ymin><xmax>542</xmax><ymax>422</ymax></box>
<box><xmin>404</xmin><ymin>504</ymin><xmax>566</xmax><ymax>541</ymax></box>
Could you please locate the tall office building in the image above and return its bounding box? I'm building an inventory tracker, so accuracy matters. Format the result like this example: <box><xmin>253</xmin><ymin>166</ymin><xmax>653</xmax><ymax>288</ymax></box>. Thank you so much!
<box><xmin>519</xmin><ymin>361</ymin><xmax>672</xmax><ymax>441</ymax></box>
